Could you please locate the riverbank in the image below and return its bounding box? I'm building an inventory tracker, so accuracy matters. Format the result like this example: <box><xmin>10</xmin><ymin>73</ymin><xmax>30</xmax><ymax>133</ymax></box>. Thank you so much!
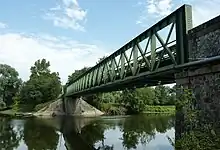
<box><xmin>0</xmin><ymin>102</ymin><xmax>175</xmax><ymax>118</ymax></box>
<box><xmin>0</xmin><ymin>98</ymin><xmax>104</xmax><ymax>118</ymax></box>
<box><xmin>0</xmin><ymin>109</ymin><xmax>34</xmax><ymax>118</ymax></box>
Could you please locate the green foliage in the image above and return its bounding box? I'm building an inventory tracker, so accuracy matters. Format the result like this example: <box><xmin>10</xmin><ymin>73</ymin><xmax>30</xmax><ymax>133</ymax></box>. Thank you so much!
<box><xmin>96</xmin><ymin>56</ymin><xmax>107</xmax><ymax>64</ymax></box>
<box><xmin>12</xmin><ymin>92</ymin><xmax>21</xmax><ymax>112</ymax></box>
<box><xmin>175</xmin><ymin>129</ymin><xmax>220</xmax><ymax>150</ymax></box>
<box><xmin>173</xmin><ymin>87</ymin><xmax>220</xmax><ymax>150</ymax></box>
<box><xmin>144</xmin><ymin>106</ymin><xmax>175</xmax><ymax>113</ymax></box>
<box><xmin>136</xmin><ymin>87</ymin><xmax>156</xmax><ymax>105</ymax></box>
<box><xmin>79</xmin><ymin>114</ymin><xmax>174</xmax><ymax>149</ymax></box>
<box><xmin>0</xmin><ymin>117</ymin><xmax>23</xmax><ymax>150</ymax></box>
<box><xmin>66</xmin><ymin>67</ymin><xmax>90</xmax><ymax>86</ymax></box>
<box><xmin>99</xmin><ymin>103</ymin><xmax>126</xmax><ymax>115</ymax></box>
<box><xmin>120</xmin><ymin>86</ymin><xmax>175</xmax><ymax>114</ymax></box>
<box><xmin>20</xmin><ymin>59</ymin><xmax>61</xmax><ymax>105</ymax></box>
<box><xmin>121</xmin><ymin>89</ymin><xmax>146</xmax><ymax>114</ymax></box>
<box><xmin>0</xmin><ymin>64</ymin><xmax>22</xmax><ymax>106</ymax></box>
<box><xmin>90</xmin><ymin>92</ymin><xmax>126</xmax><ymax>115</ymax></box>
<box><xmin>120</xmin><ymin>114</ymin><xmax>175</xmax><ymax>149</ymax></box>
<box><xmin>155</xmin><ymin>85</ymin><xmax>176</xmax><ymax>105</ymax></box>
<box><xmin>0</xmin><ymin>99</ymin><xmax>6</xmax><ymax>110</ymax></box>
<box><xmin>23</xmin><ymin>119</ymin><xmax>59</xmax><ymax>150</ymax></box>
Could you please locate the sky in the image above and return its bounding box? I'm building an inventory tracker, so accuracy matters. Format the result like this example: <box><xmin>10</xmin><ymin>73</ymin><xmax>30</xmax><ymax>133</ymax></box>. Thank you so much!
<box><xmin>0</xmin><ymin>0</ymin><xmax>220</xmax><ymax>84</ymax></box>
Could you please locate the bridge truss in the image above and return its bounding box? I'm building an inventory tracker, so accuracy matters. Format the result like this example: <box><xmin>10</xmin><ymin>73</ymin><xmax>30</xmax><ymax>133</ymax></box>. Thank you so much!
<box><xmin>66</xmin><ymin>5</ymin><xmax>193</xmax><ymax>96</ymax></box>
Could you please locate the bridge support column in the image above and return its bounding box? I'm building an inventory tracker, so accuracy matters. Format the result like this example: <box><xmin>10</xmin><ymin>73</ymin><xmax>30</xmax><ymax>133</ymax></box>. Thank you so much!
<box><xmin>63</xmin><ymin>96</ymin><xmax>79</xmax><ymax>115</ymax></box>
<box><xmin>63</xmin><ymin>97</ymin><xmax>104</xmax><ymax>117</ymax></box>
<box><xmin>175</xmin><ymin>64</ymin><xmax>220</xmax><ymax>138</ymax></box>
<box><xmin>175</xmin><ymin>14</ymin><xmax>220</xmax><ymax>139</ymax></box>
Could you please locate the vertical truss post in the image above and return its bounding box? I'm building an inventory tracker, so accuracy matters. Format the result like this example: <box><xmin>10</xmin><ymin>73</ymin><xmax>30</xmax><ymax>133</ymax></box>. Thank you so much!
<box><xmin>150</xmin><ymin>34</ymin><xmax>156</xmax><ymax>71</ymax></box>
<box><xmin>93</xmin><ymin>69</ymin><xmax>98</xmax><ymax>86</ymax></box>
<box><xmin>176</xmin><ymin>4</ymin><xmax>193</xmax><ymax>64</ymax></box>
<box><xmin>133</xmin><ymin>45</ymin><xmax>138</xmax><ymax>75</ymax></box>
<box><xmin>120</xmin><ymin>52</ymin><xmax>125</xmax><ymax>79</ymax></box>
<box><xmin>111</xmin><ymin>58</ymin><xmax>116</xmax><ymax>81</ymax></box>
<box><xmin>88</xmin><ymin>70</ymin><xmax>93</xmax><ymax>88</ymax></box>
<box><xmin>103</xmin><ymin>63</ymin><xmax>107</xmax><ymax>83</ymax></box>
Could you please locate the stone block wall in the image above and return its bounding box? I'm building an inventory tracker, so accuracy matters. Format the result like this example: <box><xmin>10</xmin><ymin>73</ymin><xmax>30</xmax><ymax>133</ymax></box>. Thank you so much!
<box><xmin>175</xmin><ymin>63</ymin><xmax>220</xmax><ymax>139</ymax></box>
<box><xmin>188</xmin><ymin>15</ymin><xmax>220</xmax><ymax>61</ymax></box>
<box><xmin>176</xmin><ymin>63</ymin><xmax>220</xmax><ymax>121</ymax></box>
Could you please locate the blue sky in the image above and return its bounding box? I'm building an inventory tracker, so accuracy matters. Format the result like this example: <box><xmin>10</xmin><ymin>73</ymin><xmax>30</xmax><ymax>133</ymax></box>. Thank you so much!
<box><xmin>0</xmin><ymin>0</ymin><xmax>220</xmax><ymax>83</ymax></box>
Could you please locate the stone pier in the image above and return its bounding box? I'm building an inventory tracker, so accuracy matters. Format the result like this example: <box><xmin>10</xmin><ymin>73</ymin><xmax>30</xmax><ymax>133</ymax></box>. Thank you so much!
<box><xmin>34</xmin><ymin>97</ymin><xmax>104</xmax><ymax>117</ymax></box>
<box><xmin>175</xmin><ymin>15</ymin><xmax>220</xmax><ymax>138</ymax></box>
<box><xmin>63</xmin><ymin>96</ymin><xmax>104</xmax><ymax>117</ymax></box>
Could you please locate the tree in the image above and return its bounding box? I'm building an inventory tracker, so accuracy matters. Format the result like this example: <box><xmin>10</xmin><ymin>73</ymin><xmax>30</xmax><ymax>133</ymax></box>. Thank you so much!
<box><xmin>96</xmin><ymin>56</ymin><xmax>107</xmax><ymax>64</ymax></box>
<box><xmin>20</xmin><ymin>59</ymin><xmax>61</xmax><ymax>105</ymax></box>
<box><xmin>66</xmin><ymin>67</ymin><xmax>90</xmax><ymax>86</ymax></box>
<box><xmin>30</xmin><ymin>59</ymin><xmax>50</xmax><ymax>77</ymax></box>
<box><xmin>121</xmin><ymin>88</ymin><xmax>144</xmax><ymax>114</ymax></box>
<box><xmin>136</xmin><ymin>87</ymin><xmax>155</xmax><ymax>105</ymax></box>
<box><xmin>0</xmin><ymin>64</ymin><xmax>22</xmax><ymax>106</ymax></box>
<box><xmin>154</xmin><ymin>85</ymin><xmax>171</xmax><ymax>105</ymax></box>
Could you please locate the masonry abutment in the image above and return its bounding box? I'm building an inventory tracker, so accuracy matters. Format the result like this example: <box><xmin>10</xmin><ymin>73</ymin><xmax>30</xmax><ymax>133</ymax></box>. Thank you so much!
<box><xmin>175</xmin><ymin>14</ymin><xmax>220</xmax><ymax>139</ymax></box>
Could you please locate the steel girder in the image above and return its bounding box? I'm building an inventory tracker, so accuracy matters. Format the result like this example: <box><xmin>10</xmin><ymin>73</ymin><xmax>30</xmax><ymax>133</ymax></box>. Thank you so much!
<box><xmin>66</xmin><ymin>4</ymin><xmax>192</xmax><ymax>97</ymax></box>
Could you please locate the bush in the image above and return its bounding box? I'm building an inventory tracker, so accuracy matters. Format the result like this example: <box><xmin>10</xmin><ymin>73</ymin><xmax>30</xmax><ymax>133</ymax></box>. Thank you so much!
<box><xmin>0</xmin><ymin>100</ymin><xmax>6</xmax><ymax>110</ymax></box>
<box><xmin>99</xmin><ymin>103</ymin><xmax>126</xmax><ymax>115</ymax></box>
<box><xmin>144</xmin><ymin>106</ymin><xmax>175</xmax><ymax>113</ymax></box>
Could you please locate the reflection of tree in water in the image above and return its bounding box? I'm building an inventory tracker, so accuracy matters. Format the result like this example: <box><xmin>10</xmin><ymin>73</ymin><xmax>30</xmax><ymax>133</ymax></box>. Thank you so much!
<box><xmin>0</xmin><ymin>117</ymin><xmax>22</xmax><ymax>150</ymax></box>
<box><xmin>120</xmin><ymin>114</ymin><xmax>175</xmax><ymax>149</ymax></box>
<box><xmin>64</xmin><ymin>115</ymin><xmax>174</xmax><ymax>150</ymax></box>
<box><xmin>80</xmin><ymin>120</ymin><xmax>114</xmax><ymax>150</ymax></box>
<box><xmin>23</xmin><ymin>118</ymin><xmax>59</xmax><ymax>150</ymax></box>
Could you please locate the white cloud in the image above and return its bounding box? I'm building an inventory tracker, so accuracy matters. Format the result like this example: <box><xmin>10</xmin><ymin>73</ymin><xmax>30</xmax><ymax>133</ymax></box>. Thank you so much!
<box><xmin>44</xmin><ymin>0</ymin><xmax>87</xmax><ymax>31</ymax></box>
<box><xmin>137</xmin><ymin>0</ymin><xmax>172</xmax><ymax>25</ymax></box>
<box><xmin>0</xmin><ymin>32</ymin><xmax>107</xmax><ymax>84</ymax></box>
<box><xmin>147</xmin><ymin>0</ymin><xmax>172</xmax><ymax>16</ymax></box>
<box><xmin>137</xmin><ymin>0</ymin><xmax>220</xmax><ymax>27</ymax></box>
<box><xmin>0</xmin><ymin>22</ymin><xmax>7</xmax><ymax>29</ymax></box>
<box><xmin>190</xmin><ymin>0</ymin><xmax>220</xmax><ymax>27</ymax></box>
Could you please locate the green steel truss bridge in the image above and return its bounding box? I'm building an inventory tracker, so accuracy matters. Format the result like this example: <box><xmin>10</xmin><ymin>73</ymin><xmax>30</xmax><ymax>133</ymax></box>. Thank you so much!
<box><xmin>66</xmin><ymin>5</ymin><xmax>193</xmax><ymax>97</ymax></box>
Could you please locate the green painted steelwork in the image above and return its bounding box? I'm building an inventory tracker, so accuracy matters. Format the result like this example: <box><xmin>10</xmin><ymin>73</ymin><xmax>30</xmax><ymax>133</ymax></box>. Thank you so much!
<box><xmin>66</xmin><ymin>4</ymin><xmax>192</xmax><ymax>97</ymax></box>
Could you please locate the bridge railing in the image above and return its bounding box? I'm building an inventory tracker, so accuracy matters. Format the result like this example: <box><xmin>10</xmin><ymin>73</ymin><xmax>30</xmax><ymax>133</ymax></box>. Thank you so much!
<box><xmin>66</xmin><ymin>4</ymin><xmax>192</xmax><ymax>96</ymax></box>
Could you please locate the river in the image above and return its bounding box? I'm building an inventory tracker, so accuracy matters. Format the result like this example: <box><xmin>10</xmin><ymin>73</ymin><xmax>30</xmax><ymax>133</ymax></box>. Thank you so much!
<box><xmin>0</xmin><ymin>114</ymin><xmax>175</xmax><ymax>150</ymax></box>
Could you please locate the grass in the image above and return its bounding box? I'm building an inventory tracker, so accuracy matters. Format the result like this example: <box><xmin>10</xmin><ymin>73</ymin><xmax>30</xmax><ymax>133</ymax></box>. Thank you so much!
<box><xmin>144</xmin><ymin>105</ymin><xmax>175</xmax><ymax>114</ymax></box>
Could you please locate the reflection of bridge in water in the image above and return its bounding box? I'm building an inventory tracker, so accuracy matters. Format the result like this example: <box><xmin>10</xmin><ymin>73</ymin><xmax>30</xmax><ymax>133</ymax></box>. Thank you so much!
<box><xmin>0</xmin><ymin>115</ymin><xmax>174</xmax><ymax>149</ymax></box>
<box><xmin>39</xmin><ymin>116</ymin><xmax>97</xmax><ymax>150</ymax></box>
<box><xmin>37</xmin><ymin>115</ymin><xmax>175</xmax><ymax>150</ymax></box>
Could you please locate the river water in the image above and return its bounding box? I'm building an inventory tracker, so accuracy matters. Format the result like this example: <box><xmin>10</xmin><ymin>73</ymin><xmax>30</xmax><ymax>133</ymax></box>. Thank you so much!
<box><xmin>0</xmin><ymin>114</ymin><xmax>175</xmax><ymax>150</ymax></box>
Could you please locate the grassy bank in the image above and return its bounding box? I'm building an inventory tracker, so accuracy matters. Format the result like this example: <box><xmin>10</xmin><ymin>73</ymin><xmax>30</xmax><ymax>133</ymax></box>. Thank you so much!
<box><xmin>144</xmin><ymin>105</ymin><xmax>175</xmax><ymax>114</ymax></box>
<box><xmin>98</xmin><ymin>103</ymin><xmax>176</xmax><ymax>115</ymax></box>
<box><xmin>0</xmin><ymin>104</ymin><xmax>35</xmax><ymax>118</ymax></box>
